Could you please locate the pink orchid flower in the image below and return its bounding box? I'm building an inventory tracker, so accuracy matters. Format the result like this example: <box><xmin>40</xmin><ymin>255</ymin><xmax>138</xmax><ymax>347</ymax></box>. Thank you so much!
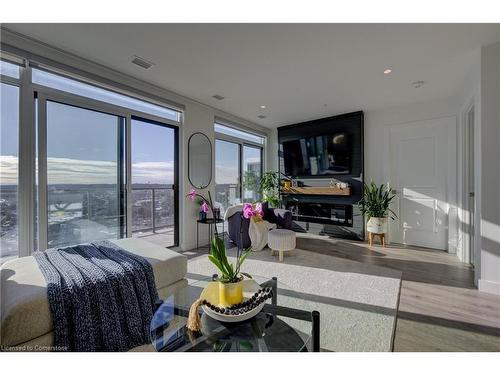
<box><xmin>242</xmin><ymin>203</ymin><xmax>255</xmax><ymax>219</ymax></box>
<box><xmin>187</xmin><ymin>189</ymin><xmax>197</xmax><ymax>201</ymax></box>
<box><xmin>201</xmin><ymin>201</ymin><xmax>210</xmax><ymax>213</ymax></box>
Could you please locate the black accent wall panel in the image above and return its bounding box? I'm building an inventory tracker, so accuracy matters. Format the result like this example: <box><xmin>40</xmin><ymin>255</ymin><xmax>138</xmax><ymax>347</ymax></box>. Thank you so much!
<box><xmin>278</xmin><ymin>111</ymin><xmax>364</xmax><ymax>241</ymax></box>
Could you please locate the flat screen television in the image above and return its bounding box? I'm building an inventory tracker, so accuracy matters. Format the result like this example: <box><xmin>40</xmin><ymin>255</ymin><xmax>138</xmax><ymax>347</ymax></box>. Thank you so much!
<box><xmin>282</xmin><ymin>132</ymin><xmax>351</xmax><ymax>177</ymax></box>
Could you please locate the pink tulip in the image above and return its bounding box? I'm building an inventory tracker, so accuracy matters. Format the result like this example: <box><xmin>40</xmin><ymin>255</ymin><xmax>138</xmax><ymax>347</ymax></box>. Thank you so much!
<box><xmin>201</xmin><ymin>201</ymin><xmax>210</xmax><ymax>213</ymax></box>
<box><xmin>242</xmin><ymin>203</ymin><xmax>254</xmax><ymax>219</ymax></box>
<box><xmin>187</xmin><ymin>189</ymin><xmax>197</xmax><ymax>201</ymax></box>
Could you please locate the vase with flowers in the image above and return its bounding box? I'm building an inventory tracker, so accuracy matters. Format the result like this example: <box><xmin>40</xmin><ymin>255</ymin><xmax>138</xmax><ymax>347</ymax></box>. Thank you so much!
<box><xmin>186</xmin><ymin>189</ymin><xmax>253</xmax><ymax>306</ymax></box>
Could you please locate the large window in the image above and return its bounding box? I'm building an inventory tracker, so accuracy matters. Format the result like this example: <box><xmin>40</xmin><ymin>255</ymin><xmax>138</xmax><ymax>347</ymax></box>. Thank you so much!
<box><xmin>1</xmin><ymin>52</ymin><xmax>182</xmax><ymax>258</ymax></box>
<box><xmin>215</xmin><ymin>140</ymin><xmax>241</xmax><ymax>214</ymax></box>
<box><xmin>214</xmin><ymin>123</ymin><xmax>264</xmax><ymax>216</ymax></box>
<box><xmin>0</xmin><ymin>60</ymin><xmax>20</xmax><ymax>79</ymax></box>
<box><xmin>131</xmin><ymin>118</ymin><xmax>177</xmax><ymax>246</ymax></box>
<box><xmin>32</xmin><ymin>68</ymin><xmax>180</xmax><ymax>122</ymax></box>
<box><xmin>215</xmin><ymin>123</ymin><xmax>264</xmax><ymax>145</ymax></box>
<box><xmin>45</xmin><ymin>101</ymin><xmax>126</xmax><ymax>248</ymax></box>
<box><xmin>0</xmin><ymin>81</ymin><xmax>20</xmax><ymax>264</ymax></box>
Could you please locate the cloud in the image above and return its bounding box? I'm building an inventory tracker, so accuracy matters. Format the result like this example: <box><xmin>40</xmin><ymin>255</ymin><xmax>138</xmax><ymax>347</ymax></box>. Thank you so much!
<box><xmin>132</xmin><ymin>161</ymin><xmax>174</xmax><ymax>184</ymax></box>
<box><xmin>1</xmin><ymin>156</ymin><xmax>258</xmax><ymax>186</ymax></box>
<box><xmin>0</xmin><ymin>156</ymin><xmax>174</xmax><ymax>185</ymax></box>
<box><xmin>0</xmin><ymin>155</ymin><xmax>18</xmax><ymax>185</ymax></box>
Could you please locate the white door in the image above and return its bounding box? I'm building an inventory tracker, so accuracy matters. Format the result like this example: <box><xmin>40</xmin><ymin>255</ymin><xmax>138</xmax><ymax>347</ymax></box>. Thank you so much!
<box><xmin>387</xmin><ymin>117</ymin><xmax>456</xmax><ymax>250</ymax></box>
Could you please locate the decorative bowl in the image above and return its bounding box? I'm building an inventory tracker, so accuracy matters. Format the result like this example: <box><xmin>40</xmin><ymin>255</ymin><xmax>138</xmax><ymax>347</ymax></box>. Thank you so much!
<box><xmin>200</xmin><ymin>279</ymin><xmax>266</xmax><ymax>323</ymax></box>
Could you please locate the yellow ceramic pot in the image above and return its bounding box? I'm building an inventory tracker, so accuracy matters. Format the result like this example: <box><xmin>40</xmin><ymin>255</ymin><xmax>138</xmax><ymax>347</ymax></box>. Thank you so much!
<box><xmin>218</xmin><ymin>280</ymin><xmax>244</xmax><ymax>307</ymax></box>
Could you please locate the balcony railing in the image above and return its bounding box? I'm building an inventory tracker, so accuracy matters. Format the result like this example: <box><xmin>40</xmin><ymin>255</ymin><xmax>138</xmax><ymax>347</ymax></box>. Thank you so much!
<box><xmin>131</xmin><ymin>186</ymin><xmax>174</xmax><ymax>234</ymax></box>
<box><xmin>43</xmin><ymin>185</ymin><xmax>174</xmax><ymax>238</ymax></box>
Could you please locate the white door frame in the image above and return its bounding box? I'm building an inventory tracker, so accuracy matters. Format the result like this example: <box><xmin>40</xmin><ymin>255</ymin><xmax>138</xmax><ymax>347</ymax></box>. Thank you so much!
<box><xmin>458</xmin><ymin>97</ymin><xmax>477</xmax><ymax>266</ymax></box>
<box><xmin>382</xmin><ymin>116</ymin><xmax>458</xmax><ymax>253</ymax></box>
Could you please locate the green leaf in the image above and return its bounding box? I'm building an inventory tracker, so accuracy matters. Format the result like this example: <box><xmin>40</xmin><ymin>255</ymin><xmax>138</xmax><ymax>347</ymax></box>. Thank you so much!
<box><xmin>237</xmin><ymin>248</ymin><xmax>252</xmax><ymax>268</ymax></box>
<box><xmin>357</xmin><ymin>180</ymin><xmax>397</xmax><ymax>220</ymax></box>
<box><xmin>208</xmin><ymin>255</ymin><xmax>228</xmax><ymax>278</ymax></box>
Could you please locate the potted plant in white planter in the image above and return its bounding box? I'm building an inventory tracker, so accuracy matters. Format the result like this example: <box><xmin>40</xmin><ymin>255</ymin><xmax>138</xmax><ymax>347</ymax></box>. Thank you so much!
<box><xmin>358</xmin><ymin>181</ymin><xmax>397</xmax><ymax>244</ymax></box>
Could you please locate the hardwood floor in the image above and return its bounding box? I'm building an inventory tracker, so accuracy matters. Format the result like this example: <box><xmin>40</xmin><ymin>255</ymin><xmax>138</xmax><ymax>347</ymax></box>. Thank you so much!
<box><xmin>182</xmin><ymin>232</ymin><xmax>500</xmax><ymax>351</ymax></box>
<box><xmin>294</xmin><ymin>234</ymin><xmax>500</xmax><ymax>351</ymax></box>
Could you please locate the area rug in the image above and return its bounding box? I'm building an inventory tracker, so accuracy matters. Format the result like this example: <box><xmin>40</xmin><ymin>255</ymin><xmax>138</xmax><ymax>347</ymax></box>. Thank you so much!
<box><xmin>187</xmin><ymin>246</ymin><xmax>402</xmax><ymax>352</ymax></box>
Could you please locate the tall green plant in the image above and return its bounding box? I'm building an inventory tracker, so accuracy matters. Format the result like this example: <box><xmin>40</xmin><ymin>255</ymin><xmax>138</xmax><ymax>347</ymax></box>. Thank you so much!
<box><xmin>243</xmin><ymin>170</ymin><xmax>259</xmax><ymax>198</ymax></box>
<box><xmin>260</xmin><ymin>171</ymin><xmax>280</xmax><ymax>207</ymax></box>
<box><xmin>358</xmin><ymin>181</ymin><xmax>397</xmax><ymax>219</ymax></box>
<box><xmin>209</xmin><ymin>236</ymin><xmax>252</xmax><ymax>283</ymax></box>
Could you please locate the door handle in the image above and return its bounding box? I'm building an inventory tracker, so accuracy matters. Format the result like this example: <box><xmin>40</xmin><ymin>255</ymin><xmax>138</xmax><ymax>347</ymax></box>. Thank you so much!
<box><xmin>469</xmin><ymin>192</ymin><xmax>475</xmax><ymax>197</ymax></box>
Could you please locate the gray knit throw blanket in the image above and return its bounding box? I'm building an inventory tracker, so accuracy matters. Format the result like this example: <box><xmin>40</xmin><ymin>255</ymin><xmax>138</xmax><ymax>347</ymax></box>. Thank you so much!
<box><xmin>33</xmin><ymin>240</ymin><xmax>159</xmax><ymax>352</ymax></box>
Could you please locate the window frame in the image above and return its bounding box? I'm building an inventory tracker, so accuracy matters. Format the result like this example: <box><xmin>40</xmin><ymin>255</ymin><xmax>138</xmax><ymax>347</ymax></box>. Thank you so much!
<box><xmin>2</xmin><ymin>51</ymin><xmax>183</xmax><ymax>256</ymax></box>
<box><xmin>242</xmin><ymin>143</ymin><xmax>264</xmax><ymax>203</ymax></box>
<box><xmin>130</xmin><ymin>115</ymin><xmax>179</xmax><ymax>247</ymax></box>
<box><xmin>36</xmin><ymin>82</ymin><xmax>181</xmax><ymax>250</ymax></box>
<box><xmin>36</xmin><ymin>90</ymin><xmax>130</xmax><ymax>251</ymax></box>
<box><xmin>215</xmin><ymin>122</ymin><xmax>265</xmax><ymax>212</ymax></box>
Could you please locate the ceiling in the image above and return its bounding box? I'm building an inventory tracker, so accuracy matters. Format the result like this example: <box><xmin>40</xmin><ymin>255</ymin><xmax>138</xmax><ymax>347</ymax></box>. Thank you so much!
<box><xmin>4</xmin><ymin>24</ymin><xmax>500</xmax><ymax>128</ymax></box>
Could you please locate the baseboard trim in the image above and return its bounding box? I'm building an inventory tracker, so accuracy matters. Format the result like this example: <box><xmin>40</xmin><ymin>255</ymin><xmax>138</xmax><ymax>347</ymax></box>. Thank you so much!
<box><xmin>478</xmin><ymin>279</ymin><xmax>500</xmax><ymax>295</ymax></box>
<box><xmin>180</xmin><ymin>241</ymin><xmax>196</xmax><ymax>251</ymax></box>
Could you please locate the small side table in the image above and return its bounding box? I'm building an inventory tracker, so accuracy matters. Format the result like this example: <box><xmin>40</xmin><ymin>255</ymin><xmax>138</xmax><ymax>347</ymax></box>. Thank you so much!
<box><xmin>196</xmin><ymin>218</ymin><xmax>224</xmax><ymax>249</ymax></box>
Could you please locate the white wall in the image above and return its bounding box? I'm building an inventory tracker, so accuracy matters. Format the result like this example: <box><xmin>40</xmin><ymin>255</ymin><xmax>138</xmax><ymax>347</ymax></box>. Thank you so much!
<box><xmin>478</xmin><ymin>41</ymin><xmax>500</xmax><ymax>295</ymax></box>
<box><xmin>1</xmin><ymin>29</ymin><xmax>271</xmax><ymax>252</ymax></box>
<box><xmin>364</xmin><ymin>96</ymin><xmax>462</xmax><ymax>184</ymax></box>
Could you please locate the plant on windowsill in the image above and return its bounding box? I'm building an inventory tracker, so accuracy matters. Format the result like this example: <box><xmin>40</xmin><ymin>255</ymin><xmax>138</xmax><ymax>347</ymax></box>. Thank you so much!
<box><xmin>260</xmin><ymin>171</ymin><xmax>280</xmax><ymax>207</ymax></box>
<box><xmin>358</xmin><ymin>180</ymin><xmax>397</xmax><ymax>236</ymax></box>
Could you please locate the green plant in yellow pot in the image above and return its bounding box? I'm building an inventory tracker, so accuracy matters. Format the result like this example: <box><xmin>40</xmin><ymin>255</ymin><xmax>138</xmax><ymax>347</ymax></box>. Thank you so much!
<box><xmin>209</xmin><ymin>236</ymin><xmax>252</xmax><ymax>306</ymax></box>
<box><xmin>186</xmin><ymin>188</ymin><xmax>253</xmax><ymax>307</ymax></box>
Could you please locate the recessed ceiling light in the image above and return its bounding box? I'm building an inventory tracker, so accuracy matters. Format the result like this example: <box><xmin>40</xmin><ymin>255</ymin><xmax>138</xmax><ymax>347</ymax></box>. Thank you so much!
<box><xmin>412</xmin><ymin>80</ymin><xmax>425</xmax><ymax>88</ymax></box>
<box><xmin>260</xmin><ymin>105</ymin><xmax>267</xmax><ymax>109</ymax></box>
<box><xmin>212</xmin><ymin>94</ymin><xmax>225</xmax><ymax>100</ymax></box>
<box><xmin>383</xmin><ymin>68</ymin><xmax>392</xmax><ymax>75</ymax></box>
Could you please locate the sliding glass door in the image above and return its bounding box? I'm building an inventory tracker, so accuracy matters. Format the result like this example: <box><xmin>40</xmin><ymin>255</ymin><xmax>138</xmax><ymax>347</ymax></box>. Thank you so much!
<box><xmin>214</xmin><ymin>124</ymin><xmax>265</xmax><ymax>217</ymax></box>
<box><xmin>131</xmin><ymin>117</ymin><xmax>177</xmax><ymax>246</ymax></box>
<box><xmin>4</xmin><ymin>58</ymin><xmax>182</xmax><ymax>253</ymax></box>
<box><xmin>215</xmin><ymin>139</ymin><xmax>241</xmax><ymax>214</ymax></box>
<box><xmin>41</xmin><ymin>99</ymin><xmax>126</xmax><ymax>249</ymax></box>
<box><xmin>37</xmin><ymin>97</ymin><xmax>180</xmax><ymax>250</ymax></box>
<box><xmin>243</xmin><ymin>145</ymin><xmax>262</xmax><ymax>203</ymax></box>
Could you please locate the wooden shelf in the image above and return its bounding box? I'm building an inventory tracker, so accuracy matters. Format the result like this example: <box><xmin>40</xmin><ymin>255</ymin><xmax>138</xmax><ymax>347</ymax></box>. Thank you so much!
<box><xmin>281</xmin><ymin>186</ymin><xmax>351</xmax><ymax>196</ymax></box>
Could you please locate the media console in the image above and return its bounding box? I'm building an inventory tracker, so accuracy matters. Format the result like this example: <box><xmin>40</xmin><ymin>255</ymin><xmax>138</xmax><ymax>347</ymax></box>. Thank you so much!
<box><xmin>278</xmin><ymin>111</ymin><xmax>364</xmax><ymax>241</ymax></box>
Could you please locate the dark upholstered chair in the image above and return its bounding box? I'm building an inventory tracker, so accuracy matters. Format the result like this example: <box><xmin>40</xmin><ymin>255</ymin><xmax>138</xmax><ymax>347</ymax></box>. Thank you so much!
<box><xmin>226</xmin><ymin>202</ymin><xmax>293</xmax><ymax>249</ymax></box>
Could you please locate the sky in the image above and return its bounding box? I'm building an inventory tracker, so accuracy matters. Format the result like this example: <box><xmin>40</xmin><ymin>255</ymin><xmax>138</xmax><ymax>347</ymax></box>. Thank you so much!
<box><xmin>1</xmin><ymin>72</ymin><xmax>261</xmax><ymax>187</ymax></box>
<box><xmin>215</xmin><ymin>139</ymin><xmax>261</xmax><ymax>184</ymax></box>
<box><xmin>1</xmin><ymin>84</ymin><xmax>176</xmax><ymax>185</ymax></box>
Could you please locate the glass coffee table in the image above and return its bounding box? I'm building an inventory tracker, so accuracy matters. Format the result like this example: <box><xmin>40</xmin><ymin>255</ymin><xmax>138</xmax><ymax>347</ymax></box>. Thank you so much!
<box><xmin>150</xmin><ymin>276</ymin><xmax>320</xmax><ymax>352</ymax></box>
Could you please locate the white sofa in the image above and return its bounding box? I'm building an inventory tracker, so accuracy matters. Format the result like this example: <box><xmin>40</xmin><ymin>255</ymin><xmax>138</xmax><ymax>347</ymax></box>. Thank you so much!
<box><xmin>0</xmin><ymin>238</ymin><xmax>187</xmax><ymax>351</ymax></box>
